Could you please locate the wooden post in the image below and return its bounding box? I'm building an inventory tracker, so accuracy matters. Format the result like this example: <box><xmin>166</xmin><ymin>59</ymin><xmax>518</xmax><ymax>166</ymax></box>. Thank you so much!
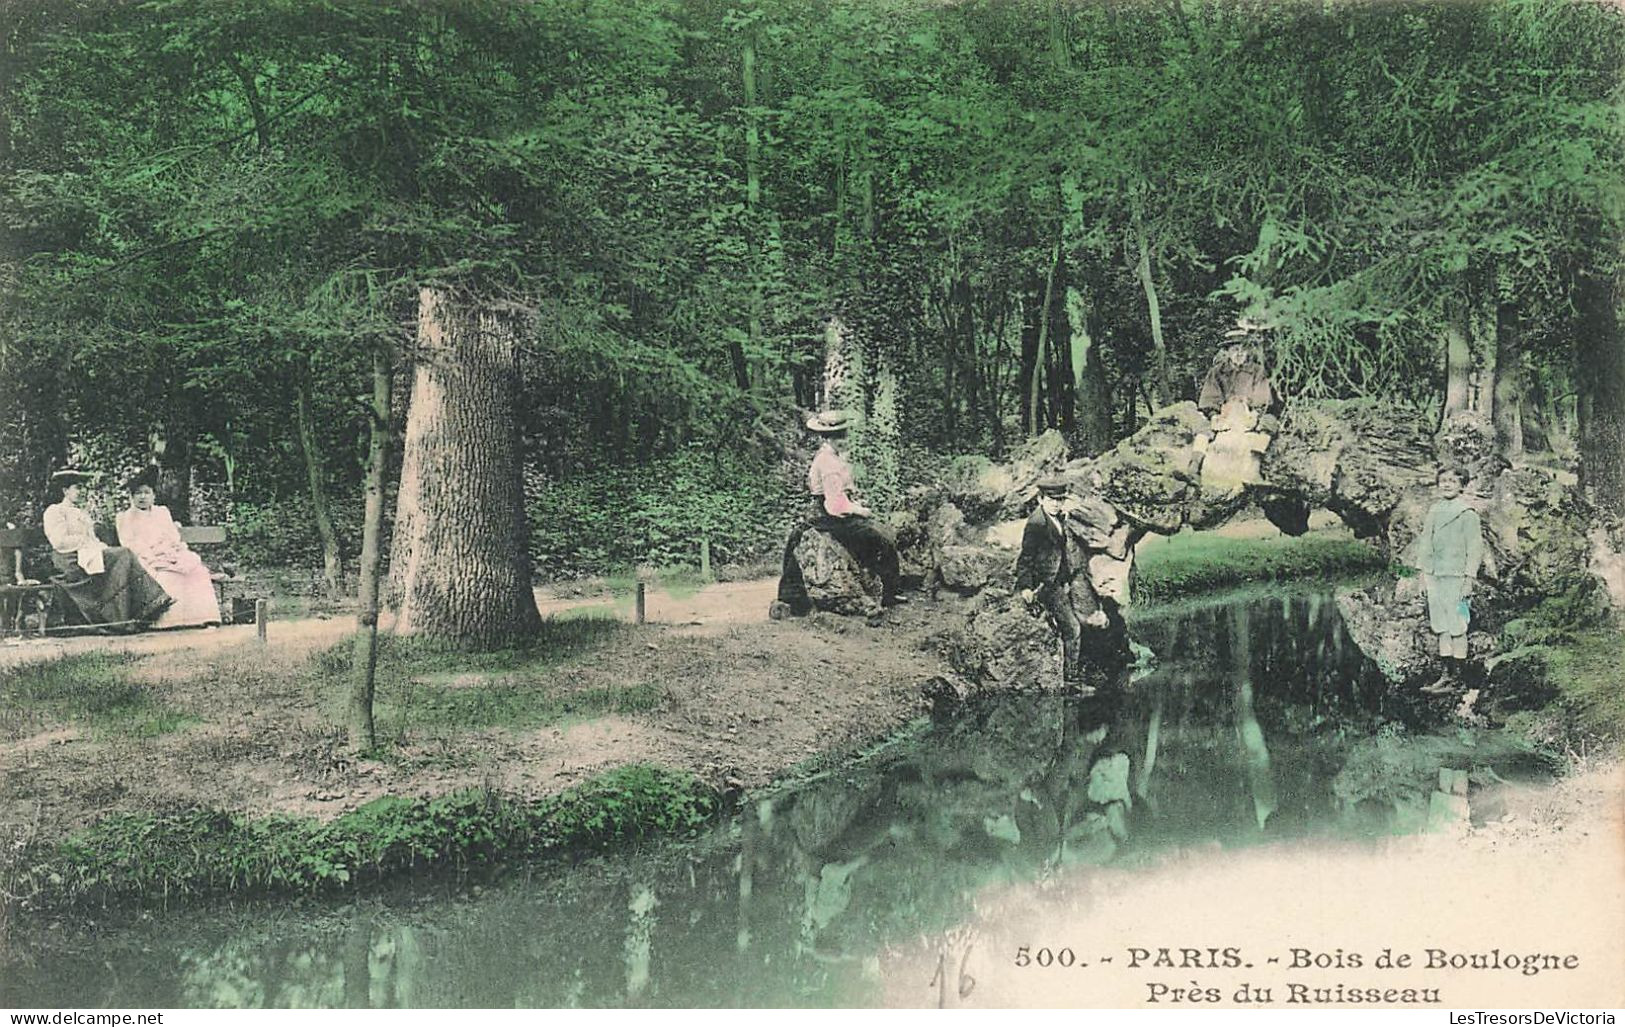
<box><xmin>255</xmin><ymin>598</ymin><xmax>268</xmax><ymax>642</ymax></box>
<box><xmin>635</xmin><ymin>581</ymin><xmax>646</xmax><ymax>624</ymax></box>
<box><xmin>700</xmin><ymin>539</ymin><xmax>712</xmax><ymax>581</ymax></box>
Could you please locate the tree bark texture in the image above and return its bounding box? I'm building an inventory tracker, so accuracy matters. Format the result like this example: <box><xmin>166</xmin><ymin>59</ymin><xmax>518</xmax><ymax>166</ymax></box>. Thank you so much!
<box><xmin>149</xmin><ymin>418</ymin><xmax>193</xmax><ymax>524</ymax></box>
<box><xmin>348</xmin><ymin>344</ymin><xmax>392</xmax><ymax>752</ymax></box>
<box><xmin>1441</xmin><ymin>297</ymin><xmax>1472</xmax><ymax>429</ymax></box>
<box><xmin>388</xmin><ymin>287</ymin><xmax>543</xmax><ymax>646</ymax></box>
<box><xmin>1576</xmin><ymin>266</ymin><xmax>1625</xmax><ymax>518</ymax></box>
<box><xmin>1067</xmin><ymin>284</ymin><xmax>1114</xmax><ymax>456</ymax></box>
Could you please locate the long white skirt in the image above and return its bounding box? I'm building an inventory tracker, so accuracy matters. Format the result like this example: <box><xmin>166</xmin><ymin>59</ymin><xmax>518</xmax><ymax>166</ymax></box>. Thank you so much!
<box><xmin>143</xmin><ymin>552</ymin><xmax>222</xmax><ymax>627</ymax></box>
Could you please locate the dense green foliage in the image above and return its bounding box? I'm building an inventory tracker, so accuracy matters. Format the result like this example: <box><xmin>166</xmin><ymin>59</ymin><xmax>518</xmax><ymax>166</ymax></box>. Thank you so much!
<box><xmin>1496</xmin><ymin>584</ymin><xmax>1625</xmax><ymax>742</ymax></box>
<box><xmin>3</xmin><ymin>0</ymin><xmax>1622</xmax><ymax>578</ymax></box>
<box><xmin>526</xmin><ymin>443</ymin><xmax>793</xmax><ymax>577</ymax></box>
<box><xmin>12</xmin><ymin>766</ymin><xmax>719</xmax><ymax>912</ymax></box>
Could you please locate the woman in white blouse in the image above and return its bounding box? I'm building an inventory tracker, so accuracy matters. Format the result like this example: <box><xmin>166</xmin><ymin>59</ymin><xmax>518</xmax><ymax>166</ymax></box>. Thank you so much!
<box><xmin>116</xmin><ymin>479</ymin><xmax>221</xmax><ymax>628</ymax></box>
<box><xmin>42</xmin><ymin>468</ymin><xmax>172</xmax><ymax>631</ymax></box>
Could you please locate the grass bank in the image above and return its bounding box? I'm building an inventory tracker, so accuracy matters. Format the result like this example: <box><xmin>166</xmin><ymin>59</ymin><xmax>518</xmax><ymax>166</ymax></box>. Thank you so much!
<box><xmin>5</xmin><ymin>764</ymin><xmax>719</xmax><ymax>914</ymax></box>
<box><xmin>312</xmin><ymin>617</ymin><xmax>661</xmax><ymax>742</ymax></box>
<box><xmin>1495</xmin><ymin>586</ymin><xmax>1625</xmax><ymax>748</ymax></box>
<box><xmin>1133</xmin><ymin>530</ymin><xmax>1386</xmax><ymax>605</ymax></box>
<box><xmin>1</xmin><ymin>653</ymin><xmax>197</xmax><ymax>741</ymax></box>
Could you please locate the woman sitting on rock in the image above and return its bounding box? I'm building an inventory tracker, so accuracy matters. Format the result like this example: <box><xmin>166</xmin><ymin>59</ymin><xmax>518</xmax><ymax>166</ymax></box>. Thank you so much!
<box><xmin>771</xmin><ymin>410</ymin><xmax>906</xmax><ymax>622</ymax></box>
<box><xmin>42</xmin><ymin>468</ymin><xmax>172</xmax><ymax>632</ymax></box>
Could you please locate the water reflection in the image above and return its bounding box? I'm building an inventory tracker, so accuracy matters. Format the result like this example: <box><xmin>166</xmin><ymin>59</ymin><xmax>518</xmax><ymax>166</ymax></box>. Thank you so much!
<box><xmin>3</xmin><ymin>588</ymin><xmax>1552</xmax><ymax>1008</ymax></box>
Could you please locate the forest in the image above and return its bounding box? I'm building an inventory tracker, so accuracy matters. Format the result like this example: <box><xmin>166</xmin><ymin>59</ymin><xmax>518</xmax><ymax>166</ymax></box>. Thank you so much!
<box><xmin>2</xmin><ymin>0</ymin><xmax>1623</xmax><ymax>588</ymax></box>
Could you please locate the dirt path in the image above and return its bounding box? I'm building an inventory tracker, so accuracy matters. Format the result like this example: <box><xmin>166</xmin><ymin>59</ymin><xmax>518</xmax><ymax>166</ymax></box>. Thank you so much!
<box><xmin>0</xmin><ymin>578</ymin><xmax>783</xmax><ymax>671</ymax></box>
<box><xmin>1</xmin><ymin>577</ymin><xmax>948</xmax><ymax>841</ymax></box>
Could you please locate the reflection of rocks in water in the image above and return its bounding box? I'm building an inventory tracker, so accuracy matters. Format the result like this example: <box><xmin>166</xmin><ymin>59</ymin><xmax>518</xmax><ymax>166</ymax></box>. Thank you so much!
<box><xmin>1331</xmin><ymin>728</ymin><xmax>1554</xmax><ymax>834</ymax></box>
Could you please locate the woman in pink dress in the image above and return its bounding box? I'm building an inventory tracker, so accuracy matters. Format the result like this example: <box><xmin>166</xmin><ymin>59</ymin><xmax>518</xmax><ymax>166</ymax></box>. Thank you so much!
<box><xmin>115</xmin><ymin>480</ymin><xmax>222</xmax><ymax>628</ymax></box>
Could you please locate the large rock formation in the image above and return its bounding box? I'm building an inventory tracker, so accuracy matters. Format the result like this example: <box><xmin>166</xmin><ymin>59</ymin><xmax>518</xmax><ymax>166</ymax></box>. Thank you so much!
<box><xmin>1261</xmin><ymin>400</ymin><xmax>1437</xmax><ymax>540</ymax></box>
<box><xmin>779</xmin><ymin>384</ymin><xmax>1605</xmax><ymax>694</ymax></box>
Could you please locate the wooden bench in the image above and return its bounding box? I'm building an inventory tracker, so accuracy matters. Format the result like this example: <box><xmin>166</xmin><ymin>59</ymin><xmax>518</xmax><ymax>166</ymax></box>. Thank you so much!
<box><xmin>0</xmin><ymin>525</ymin><xmax>261</xmax><ymax>637</ymax></box>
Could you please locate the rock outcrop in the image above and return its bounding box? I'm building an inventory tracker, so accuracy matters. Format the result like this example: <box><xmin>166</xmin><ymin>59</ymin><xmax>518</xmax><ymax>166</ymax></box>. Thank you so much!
<box><xmin>778</xmin><ymin>385</ymin><xmax>1605</xmax><ymax>694</ymax></box>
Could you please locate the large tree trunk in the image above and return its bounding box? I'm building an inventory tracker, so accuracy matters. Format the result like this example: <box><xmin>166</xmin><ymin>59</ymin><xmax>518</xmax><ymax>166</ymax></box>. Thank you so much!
<box><xmin>388</xmin><ymin>287</ymin><xmax>543</xmax><ymax>646</ymax></box>
<box><xmin>296</xmin><ymin>372</ymin><xmax>344</xmax><ymax>598</ymax></box>
<box><xmin>1576</xmin><ymin>265</ymin><xmax>1625</xmax><ymax>518</ymax></box>
<box><xmin>348</xmin><ymin>344</ymin><xmax>392</xmax><ymax>752</ymax></box>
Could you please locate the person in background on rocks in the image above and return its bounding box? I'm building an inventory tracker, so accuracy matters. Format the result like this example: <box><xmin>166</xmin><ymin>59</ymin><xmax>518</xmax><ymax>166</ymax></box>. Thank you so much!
<box><xmin>771</xmin><ymin>410</ymin><xmax>906</xmax><ymax>621</ymax></box>
<box><xmin>1197</xmin><ymin>338</ymin><xmax>1274</xmax><ymax>416</ymax></box>
<box><xmin>1016</xmin><ymin>476</ymin><xmax>1109</xmax><ymax>687</ymax></box>
<box><xmin>42</xmin><ymin>468</ymin><xmax>172</xmax><ymax>632</ymax></box>
<box><xmin>1413</xmin><ymin>468</ymin><xmax>1489</xmax><ymax>695</ymax></box>
<box><xmin>116</xmin><ymin>475</ymin><xmax>222</xmax><ymax>629</ymax></box>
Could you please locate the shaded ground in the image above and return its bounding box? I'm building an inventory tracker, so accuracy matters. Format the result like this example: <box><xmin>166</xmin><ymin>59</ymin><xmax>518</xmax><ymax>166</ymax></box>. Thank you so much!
<box><xmin>1</xmin><ymin>577</ymin><xmax>945</xmax><ymax>845</ymax></box>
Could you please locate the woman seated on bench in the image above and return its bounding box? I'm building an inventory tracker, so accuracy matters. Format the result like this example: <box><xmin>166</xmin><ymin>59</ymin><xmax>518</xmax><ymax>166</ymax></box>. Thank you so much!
<box><xmin>116</xmin><ymin>476</ymin><xmax>222</xmax><ymax>628</ymax></box>
<box><xmin>42</xmin><ymin>468</ymin><xmax>172</xmax><ymax>632</ymax></box>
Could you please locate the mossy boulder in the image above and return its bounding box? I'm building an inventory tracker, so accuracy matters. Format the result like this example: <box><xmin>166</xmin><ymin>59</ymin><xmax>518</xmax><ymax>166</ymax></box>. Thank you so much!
<box><xmin>1094</xmin><ymin>403</ymin><xmax>1210</xmax><ymax>534</ymax></box>
<box><xmin>937</xmin><ymin>544</ymin><xmax>1011</xmax><ymax>595</ymax></box>
<box><xmin>942</xmin><ymin>430</ymin><xmax>1070</xmax><ymax>521</ymax></box>
<box><xmin>1264</xmin><ymin>400</ymin><xmax>1436</xmax><ymax>540</ymax></box>
<box><xmin>793</xmin><ymin>529</ymin><xmax>883</xmax><ymax>615</ymax></box>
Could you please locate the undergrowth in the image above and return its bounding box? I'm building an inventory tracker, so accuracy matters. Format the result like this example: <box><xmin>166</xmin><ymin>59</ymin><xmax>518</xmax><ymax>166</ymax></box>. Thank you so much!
<box><xmin>1495</xmin><ymin>583</ymin><xmax>1625</xmax><ymax>747</ymax></box>
<box><xmin>8</xmin><ymin>765</ymin><xmax>719</xmax><ymax>913</ymax></box>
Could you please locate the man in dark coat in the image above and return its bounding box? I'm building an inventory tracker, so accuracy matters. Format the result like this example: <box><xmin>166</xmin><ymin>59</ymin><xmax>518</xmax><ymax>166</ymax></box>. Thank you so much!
<box><xmin>1015</xmin><ymin>476</ymin><xmax>1108</xmax><ymax>685</ymax></box>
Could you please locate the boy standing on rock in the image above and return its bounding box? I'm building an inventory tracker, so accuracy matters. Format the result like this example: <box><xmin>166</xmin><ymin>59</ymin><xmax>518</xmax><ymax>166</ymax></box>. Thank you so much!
<box><xmin>1016</xmin><ymin>476</ymin><xmax>1109</xmax><ymax>686</ymax></box>
<box><xmin>1413</xmin><ymin>468</ymin><xmax>1489</xmax><ymax>695</ymax></box>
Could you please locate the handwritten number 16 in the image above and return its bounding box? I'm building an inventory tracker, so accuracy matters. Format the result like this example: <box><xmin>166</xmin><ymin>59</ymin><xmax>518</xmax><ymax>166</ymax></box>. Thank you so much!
<box><xmin>929</xmin><ymin>945</ymin><xmax>976</xmax><ymax>1005</ymax></box>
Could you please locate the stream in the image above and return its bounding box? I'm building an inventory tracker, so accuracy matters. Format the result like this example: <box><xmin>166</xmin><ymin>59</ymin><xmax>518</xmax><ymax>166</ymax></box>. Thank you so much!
<box><xmin>1</xmin><ymin>584</ymin><xmax>1555</xmax><ymax>1008</ymax></box>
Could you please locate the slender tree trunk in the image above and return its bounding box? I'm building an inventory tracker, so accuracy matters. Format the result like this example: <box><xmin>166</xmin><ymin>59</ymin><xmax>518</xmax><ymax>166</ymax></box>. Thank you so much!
<box><xmin>1522</xmin><ymin>370</ymin><xmax>1553</xmax><ymax>457</ymax></box>
<box><xmin>296</xmin><ymin>371</ymin><xmax>344</xmax><ymax>599</ymax></box>
<box><xmin>1032</xmin><ymin>238</ymin><xmax>1062</xmax><ymax>434</ymax></box>
<box><xmin>1576</xmin><ymin>263</ymin><xmax>1625</xmax><ymax>518</ymax></box>
<box><xmin>1441</xmin><ymin>294</ymin><xmax>1473</xmax><ymax>429</ymax></box>
<box><xmin>388</xmin><ymin>287</ymin><xmax>543</xmax><ymax>646</ymax></box>
<box><xmin>735</xmin><ymin>20</ymin><xmax>761</xmax><ymax>394</ymax></box>
<box><xmin>1067</xmin><ymin>284</ymin><xmax>1114</xmax><ymax>455</ymax></box>
<box><xmin>149</xmin><ymin>414</ymin><xmax>193</xmax><ymax>524</ymax></box>
<box><xmin>1493</xmin><ymin>296</ymin><xmax>1524</xmax><ymax>462</ymax></box>
<box><xmin>1133</xmin><ymin>219</ymin><xmax>1174</xmax><ymax>407</ymax></box>
<box><xmin>1019</xmin><ymin>284</ymin><xmax>1042</xmax><ymax>435</ymax></box>
<box><xmin>1472</xmin><ymin>272</ymin><xmax>1497</xmax><ymax>417</ymax></box>
<box><xmin>348</xmin><ymin>344</ymin><xmax>392</xmax><ymax>753</ymax></box>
